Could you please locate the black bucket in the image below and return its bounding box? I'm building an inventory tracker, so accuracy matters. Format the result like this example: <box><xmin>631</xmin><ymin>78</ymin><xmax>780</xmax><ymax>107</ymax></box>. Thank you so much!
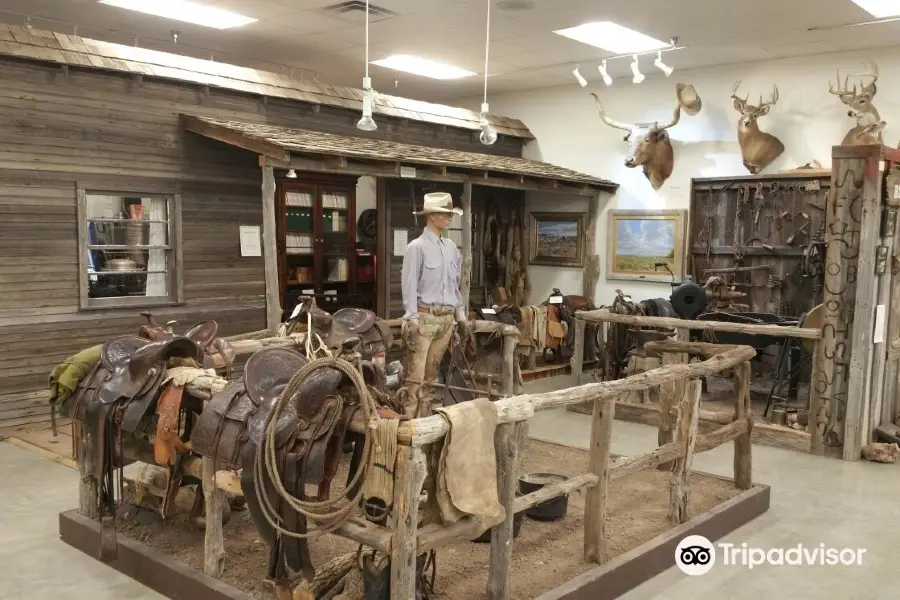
<box><xmin>472</xmin><ymin>508</ymin><xmax>524</xmax><ymax>543</ymax></box>
<box><xmin>519</xmin><ymin>473</ymin><xmax>569</xmax><ymax>521</ymax></box>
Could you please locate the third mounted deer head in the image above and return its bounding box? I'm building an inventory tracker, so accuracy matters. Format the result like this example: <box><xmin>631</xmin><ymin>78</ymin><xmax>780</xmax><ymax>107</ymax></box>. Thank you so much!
<box><xmin>731</xmin><ymin>81</ymin><xmax>785</xmax><ymax>174</ymax></box>
<box><xmin>829</xmin><ymin>61</ymin><xmax>885</xmax><ymax>146</ymax></box>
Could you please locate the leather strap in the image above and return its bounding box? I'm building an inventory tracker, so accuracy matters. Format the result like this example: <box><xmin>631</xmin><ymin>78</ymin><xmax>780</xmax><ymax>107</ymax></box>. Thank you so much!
<box><xmin>155</xmin><ymin>383</ymin><xmax>187</xmax><ymax>466</ymax></box>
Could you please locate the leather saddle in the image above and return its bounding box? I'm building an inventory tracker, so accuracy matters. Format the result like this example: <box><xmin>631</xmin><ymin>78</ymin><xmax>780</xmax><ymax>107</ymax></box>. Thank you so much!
<box><xmin>138</xmin><ymin>312</ymin><xmax>235</xmax><ymax>372</ymax></box>
<box><xmin>301</xmin><ymin>304</ymin><xmax>393</xmax><ymax>359</ymax></box>
<box><xmin>191</xmin><ymin>347</ymin><xmax>359</xmax><ymax>582</ymax></box>
<box><xmin>60</xmin><ymin>332</ymin><xmax>205</xmax><ymax>561</ymax></box>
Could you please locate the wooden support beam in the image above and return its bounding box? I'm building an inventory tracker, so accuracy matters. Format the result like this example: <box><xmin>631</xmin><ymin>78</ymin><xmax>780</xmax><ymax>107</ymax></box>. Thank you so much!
<box><xmin>487</xmin><ymin>420</ymin><xmax>528</xmax><ymax>600</ymax></box>
<box><xmin>76</xmin><ymin>422</ymin><xmax>99</xmax><ymax>519</ymax></box>
<box><xmin>514</xmin><ymin>473</ymin><xmax>598</xmax><ymax>514</ymax></box>
<box><xmin>583</xmin><ymin>194</ymin><xmax>601</xmax><ymax>302</ymax></box>
<box><xmin>584</xmin><ymin>396</ymin><xmax>615</xmax><ymax>564</ymax></box>
<box><xmin>733</xmin><ymin>362</ymin><xmax>752</xmax><ymax>489</ymax></box>
<box><xmin>669</xmin><ymin>379</ymin><xmax>700</xmax><ymax>524</ymax></box>
<box><xmin>461</xmin><ymin>181</ymin><xmax>473</xmax><ymax>314</ymax></box>
<box><xmin>644</xmin><ymin>340</ymin><xmax>739</xmax><ymax>358</ymax></box>
<box><xmin>261</xmin><ymin>166</ymin><xmax>282</xmax><ymax>331</ymax></box>
<box><xmin>390</xmin><ymin>446</ymin><xmax>428</xmax><ymax>600</ymax></box>
<box><xmin>576</xmin><ymin>310</ymin><xmax>821</xmax><ymax>340</ymax></box>
<box><xmin>182</xmin><ymin>115</ymin><xmax>288</xmax><ymax>160</ymax></box>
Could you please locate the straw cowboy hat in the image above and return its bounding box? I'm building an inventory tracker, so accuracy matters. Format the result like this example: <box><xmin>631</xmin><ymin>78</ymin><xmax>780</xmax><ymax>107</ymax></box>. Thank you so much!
<box><xmin>414</xmin><ymin>191</ymin><xmax>463</xmax><ymax>216</ymax></box>
<box><xmin>676</xmin><ymin>83</ymin><xmax>702</xmax><ymax>116</ymax></box>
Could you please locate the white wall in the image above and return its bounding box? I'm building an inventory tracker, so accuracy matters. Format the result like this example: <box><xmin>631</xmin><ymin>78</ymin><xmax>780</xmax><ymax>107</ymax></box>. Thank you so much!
<box><xmin>467</xmin><ymin>46</ymin><xmax>900</xmax><ymax>305</ymax></box>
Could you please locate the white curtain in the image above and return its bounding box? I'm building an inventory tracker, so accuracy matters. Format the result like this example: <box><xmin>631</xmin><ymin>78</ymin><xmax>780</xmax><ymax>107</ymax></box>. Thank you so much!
<box><xmin>145</xmin><ymin>197</ymin><xmax>168</xmax><ymax>297</ymax></box>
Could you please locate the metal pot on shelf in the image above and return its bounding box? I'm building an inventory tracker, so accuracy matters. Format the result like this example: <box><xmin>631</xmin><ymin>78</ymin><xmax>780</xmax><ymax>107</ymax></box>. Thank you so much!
<box><xmin>104</xmin><ymin>258</ymin><xmax>137</xmax><ymax>271</ymax></box>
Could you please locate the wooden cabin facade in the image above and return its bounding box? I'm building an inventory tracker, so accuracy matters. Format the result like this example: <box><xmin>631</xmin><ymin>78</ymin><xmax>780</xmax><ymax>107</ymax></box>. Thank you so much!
<box><xmin>0</xmin><ymin>25</ymin><xmax>615</xmax><ymax>433</ymax></box>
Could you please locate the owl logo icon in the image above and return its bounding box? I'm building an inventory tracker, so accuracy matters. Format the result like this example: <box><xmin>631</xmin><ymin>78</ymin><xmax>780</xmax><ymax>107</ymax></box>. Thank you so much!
<box><xmin>675</xmin><ymin>535</ymin><xmax>715</xmax><ymax>575</ymax></box>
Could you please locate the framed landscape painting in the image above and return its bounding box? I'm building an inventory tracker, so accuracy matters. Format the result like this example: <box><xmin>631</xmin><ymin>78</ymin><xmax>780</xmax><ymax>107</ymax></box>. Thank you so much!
<box><xmin>607</xmin><ymin>209</ymin><xmax>687</xmax><ymax>282</ymax></box>
<box><xmin>529</xmin><ymin>212</ymin><xmax>585</xmax><ymax>268</ymax></box>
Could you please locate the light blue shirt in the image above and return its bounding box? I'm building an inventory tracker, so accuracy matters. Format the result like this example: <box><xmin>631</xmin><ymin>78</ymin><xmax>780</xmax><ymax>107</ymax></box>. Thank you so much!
<box><xmin>401</xmin><ymin>227</ymin><xmax>465</xmax><ymax>324</ymax></box>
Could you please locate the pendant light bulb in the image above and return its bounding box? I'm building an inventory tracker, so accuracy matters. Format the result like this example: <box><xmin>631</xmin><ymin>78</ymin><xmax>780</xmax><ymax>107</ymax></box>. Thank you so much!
<box><xmin>598</xmin><ymin>60</ymin><xmax>612</xmax><ymax>86</ymax></box>
<box><xmin>286</xmin><ymin>169</ymin><xmax>297</xmax><ymax>179</ymax></box>
<box><xmin>479</xmin><ymin>102</ymin><xmax>497</xmax><ymax>146</ymax></box>
<box><xmin>630</xmin><ymin>55</ymin><xmax>644</xmax><ymax>84</ymax></box>
<box><xmin>654</xmin><ymin>51</ymin><xmax>673</xmax><ymax>77</ymax></box>
<box><xmin>357</xmin><ymin>80</ymin><xmax>377</xmax><ymax>132</ymax></box>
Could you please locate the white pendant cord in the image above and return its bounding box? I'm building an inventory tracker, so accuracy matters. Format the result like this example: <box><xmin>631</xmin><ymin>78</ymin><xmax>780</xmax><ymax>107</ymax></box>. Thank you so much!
<box><xmin>482</xmin><ymin>0</ymin><xmax>490</xmax><ymax>106</ymax></box>
<box><xmin>365</xmin><ymin>0</ymin><xmax>370</xmax><ymax>83</ymax></box>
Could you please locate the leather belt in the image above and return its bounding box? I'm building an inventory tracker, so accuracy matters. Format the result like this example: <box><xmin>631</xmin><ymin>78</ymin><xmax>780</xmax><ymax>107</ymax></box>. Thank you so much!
<box><xmin>418</xmin><ymin>305</ymin><xmax>456</xmax><ymax>316</ymax></box>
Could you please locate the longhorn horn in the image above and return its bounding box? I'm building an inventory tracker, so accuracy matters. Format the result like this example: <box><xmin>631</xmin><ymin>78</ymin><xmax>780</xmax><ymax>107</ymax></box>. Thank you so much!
<box><xmin>590</xmin><ymin>93</ymin><xmax>632</xmax><ymax>131</ymax></box>
<box><xmin>658</xmin><ymin>100</ymin><xmax>682</xmax><ymax>130</ymax></box>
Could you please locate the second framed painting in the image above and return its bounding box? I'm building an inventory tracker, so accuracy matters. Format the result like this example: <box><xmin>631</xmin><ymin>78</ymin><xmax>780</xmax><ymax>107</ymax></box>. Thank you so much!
<box><xmin>606</xmin><ymin>209</ymin><xmax>687</xmax><ymax>282</ymax></box>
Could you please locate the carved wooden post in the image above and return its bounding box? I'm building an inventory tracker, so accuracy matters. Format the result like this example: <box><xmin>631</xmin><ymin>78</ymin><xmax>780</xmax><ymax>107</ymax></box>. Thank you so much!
<box><xmin>76</xmin><ymin>422</ymin><xmax>99</xmax><ymax>519</ymax></box>
<box><xmin>487</xmin><ymin>420</ymin><xmax>528</xmax><ymax>599</ymax></box>
<box><xmin>732</xmin><ymin>362</ymin><xmax>752</xmax><ymax>489</ymax></box>
<box><xmin>390</xmin><ymin>445</ymin><xmax>428</xmax><ymax>599</ymax></box>
<box><xmin>669</xmin><ymin>378</ymin><xmax>700</xmax><ymax>524</ymax></box>
<box><xmin>584</xmin><ymin>396</ymin><xmax>615</xmax><ymax>564</ymax></box>
<box><xmin>571</xmin><ymin>317</ymin><xmax>586</xmax><ymax>385</ymax></box>
<box><xmin>203</xmin><ymin>456</ymin><xmax>226</xmax><ymax>578</ymax></box>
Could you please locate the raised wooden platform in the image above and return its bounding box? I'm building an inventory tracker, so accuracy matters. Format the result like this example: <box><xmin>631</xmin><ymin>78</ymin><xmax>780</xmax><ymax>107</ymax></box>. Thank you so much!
<box><xmin>58</xmin><ymin>474</ymin><xmax>770</xmax><ymax>600</ymax></box>
<box><xmin>538</xmin><ymin>478</ymin><xmax>770</xmax><ymax>600</ymax></box>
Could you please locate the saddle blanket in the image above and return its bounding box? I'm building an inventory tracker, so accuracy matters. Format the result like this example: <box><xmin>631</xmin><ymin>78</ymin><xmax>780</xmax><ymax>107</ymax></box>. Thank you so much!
<box><xmin>433</xmin><ymin>398</ymin><xmax>505</xmax><ymax>526</ymax></box>
<box><xmin>48</xmin><ymin>344</ymin><xmax>102</xmax><ymax>407</ymax></box>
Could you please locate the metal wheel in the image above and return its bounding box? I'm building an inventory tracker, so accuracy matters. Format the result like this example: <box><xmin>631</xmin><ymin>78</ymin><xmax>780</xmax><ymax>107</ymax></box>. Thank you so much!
<box><xmin>358</xmin><ymin>208</ymin><xmax>377</xmax><ymax>240</ymax></box>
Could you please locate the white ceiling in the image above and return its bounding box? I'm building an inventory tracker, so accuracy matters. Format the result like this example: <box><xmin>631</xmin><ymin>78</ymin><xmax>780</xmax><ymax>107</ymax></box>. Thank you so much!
<box><xmin>2</xmin><ymin>0</ymin><xmax>900</xmax><ymax>103</ymax></box>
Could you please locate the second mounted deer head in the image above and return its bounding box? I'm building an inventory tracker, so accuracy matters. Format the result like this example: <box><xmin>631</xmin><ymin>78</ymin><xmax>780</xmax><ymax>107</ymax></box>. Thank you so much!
<box><xmin>731</xmin><ymin>82</ymin><xmax>785</xmax><ymax>174</ymax></box>
<box><xmin>829</xmin><ymin>61</ymin><xmax>885</xmax><ymax>146</ymax></box>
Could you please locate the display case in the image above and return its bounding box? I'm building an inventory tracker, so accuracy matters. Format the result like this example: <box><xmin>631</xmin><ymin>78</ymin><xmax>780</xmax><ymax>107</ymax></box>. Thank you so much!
<box><xmin>277</xmin><ymin>175</ymin><xmax>374</xmax><ymax>317</ymax></box>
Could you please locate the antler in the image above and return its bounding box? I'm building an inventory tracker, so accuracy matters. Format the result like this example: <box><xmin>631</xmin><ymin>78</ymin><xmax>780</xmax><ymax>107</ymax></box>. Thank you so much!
<box><xmin>759</xmin><ymin>85</ymin><xmax>779</xmax><ymax>110</ymax></box>
<box><xmin>829</xmin><ymin>69</ymin><xmax>856</xmax><ymax>103</ymax></box>
<box><xmin>590</xmin><ymin>93</ymin><xmax>632</xmax><ymax>132</ymax></box>
<box><xmin>859</xmin><ymin>60</ymin><xmax>878</xmax><ymax>94</ymax></box>
<box><xmin>730</xmin><ymin>80</ymin><xmax>748</xmax><ymax>105</ymax></box>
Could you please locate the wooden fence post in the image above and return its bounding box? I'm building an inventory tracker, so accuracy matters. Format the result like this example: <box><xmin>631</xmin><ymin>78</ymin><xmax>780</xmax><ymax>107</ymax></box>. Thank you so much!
<box><xmin>76</xmin><ymin>422</ymin><xmax>99</xmax><ymax>519</ymax></box>
<box><xmin>584</xmin><ymin>396</ymin><xmax>616</xmax><ymax>563</ymax></box>
<box><xmin>732</xmin><ymin>362</ymin><xmax>752</xmax><ymax>490</ymax></box>
<box><xmin>571</xmin><ymin>318</ymin><xmax>586</xmax><ymax>385</ymax></box>
<box><xmin>669</xmin><ymin>378</ymin><xmax>700</xmax><ymax>524</ymax></box>
<box><xmin>487</xmin><ymin>420</ymin><xmax>528</xmax><ymax>599</ymax></box>
<box><xmin>202</xmin><ymin>456</ymin><xmax>226</xmax><ymax>578</ymax></box>
<box><xmin>391</xmin><ymin>445</ymin><xmax>428</xmax><ymax>600</ymax></box>
<box><xmin>501</xmin><ymin>333</ymin><xmax>517</xmax><ymax>397</ymax></box>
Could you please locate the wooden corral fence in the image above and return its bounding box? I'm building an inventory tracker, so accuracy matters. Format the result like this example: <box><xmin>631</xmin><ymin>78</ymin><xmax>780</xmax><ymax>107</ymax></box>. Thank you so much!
<box><xmin>569</xmin><ymin>310</ymin><xmax>828</xmax><ymax>456</ymax></box>
<box><xmin>105</xmin><ymin>337</ymin><xmax>757</xmax><ymax>600</ymax></box>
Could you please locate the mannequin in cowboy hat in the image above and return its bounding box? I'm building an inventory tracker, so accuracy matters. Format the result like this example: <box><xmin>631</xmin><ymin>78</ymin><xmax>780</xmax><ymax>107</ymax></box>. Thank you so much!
<box><xmin>400</xmin><ymin>191</ymin><xmax>472</xmax><ymax>419</ymax></box>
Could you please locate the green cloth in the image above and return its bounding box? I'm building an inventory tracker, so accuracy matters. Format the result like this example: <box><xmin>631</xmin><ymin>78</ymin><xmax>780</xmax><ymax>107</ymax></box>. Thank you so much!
<box><xmin>48</xmin><ymin>344</ymin><xmax>102</xmax><ymax>407</ymax></box>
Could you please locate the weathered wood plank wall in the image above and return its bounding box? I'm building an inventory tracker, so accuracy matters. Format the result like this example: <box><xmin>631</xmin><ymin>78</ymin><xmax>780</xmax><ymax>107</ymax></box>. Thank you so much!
<box><xmin>0</xmin><ymin>52</ymin><xmax>524</xmax><ymax>430</ymax></box>
<box><xmin>689</xmin><ymin>173</ymin><xmax>831</xmax><ymax>317</ymax></box>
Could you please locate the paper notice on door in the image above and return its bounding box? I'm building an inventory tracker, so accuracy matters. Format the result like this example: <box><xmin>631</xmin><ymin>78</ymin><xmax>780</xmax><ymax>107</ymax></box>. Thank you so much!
<box><xmin>393</xmin><ymin>229</ymin><xmax>408</xmax><ymax>256</ymax></box>
<box><xmin>874</xmin><ymin>304</ymin><xmax>886</xmax><ymax>344</ymax></box>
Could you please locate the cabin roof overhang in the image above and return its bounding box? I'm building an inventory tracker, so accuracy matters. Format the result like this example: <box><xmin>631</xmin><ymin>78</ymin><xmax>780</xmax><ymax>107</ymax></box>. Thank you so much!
<box><xmin>181</xmin><ymin>114</ymin><xmax>618</xmax><ymax>195</ymax></box>
<box><xmin>0</xmin><ymin>24</ymin><xmax>533</xmax><ymax>140</ymax></box>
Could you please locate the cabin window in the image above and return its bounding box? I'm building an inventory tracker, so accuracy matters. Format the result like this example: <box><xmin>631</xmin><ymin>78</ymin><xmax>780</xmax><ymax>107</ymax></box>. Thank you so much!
<box><xmin>76</xmin><ymin>189</ymin><xmax>183</xmax><ymax>309</ymax></box>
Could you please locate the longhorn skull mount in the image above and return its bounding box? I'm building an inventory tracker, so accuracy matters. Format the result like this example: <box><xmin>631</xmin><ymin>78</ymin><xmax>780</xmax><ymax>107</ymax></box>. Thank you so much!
<box><xmin>590</xmin><ymin>83</ymin><xmax>701</xmax><ymax>190</ymax></box>
<box><xmin>730</xmin><ymin>81</ymin><xmax>784</xmax><ymax>174</ymax></box>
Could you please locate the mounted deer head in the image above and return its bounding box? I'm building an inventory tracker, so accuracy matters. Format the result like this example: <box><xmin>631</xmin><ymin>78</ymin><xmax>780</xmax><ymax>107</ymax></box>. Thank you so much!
<box><xmin>590</xmin><ymin>88</ymin><xmax>685</xmax><ymax>189</ymax></box>
<box><xmin>731</xmin><ymin>82</ymin><xmax>785</xmax><ymax>174</ymax></box>
<box><xmin>829</xmin><ymin>61</ymin><xmax>885</xmax><ymax>146</ymax></box>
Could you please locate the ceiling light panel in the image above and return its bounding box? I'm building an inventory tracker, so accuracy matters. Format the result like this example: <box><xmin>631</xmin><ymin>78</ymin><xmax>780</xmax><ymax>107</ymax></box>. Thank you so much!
<box><xmin>370</xmin><ymin>55</ymin><xmax>476</xmax><ymax>79</ymax></box>
<box><xmin>98</xmin><ymin>0</ymin><xmax>258</xmax><ymax>29</ymax></box>
<box><xmin>553</xmin><ymin>21</ymin><xmax>669</xmax><ymax>54</ymax></box>
<box><xmin>849</xmin><ymin>0</ymin><xmax>900</xmax><ymax>18</ymax></box>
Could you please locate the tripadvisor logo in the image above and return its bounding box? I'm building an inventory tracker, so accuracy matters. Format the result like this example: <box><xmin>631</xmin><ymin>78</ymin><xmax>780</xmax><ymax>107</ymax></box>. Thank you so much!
<box><xmin>675</xmin><ymin>535</ymin><xmax>867</xmax><ymax>574</ymax></box>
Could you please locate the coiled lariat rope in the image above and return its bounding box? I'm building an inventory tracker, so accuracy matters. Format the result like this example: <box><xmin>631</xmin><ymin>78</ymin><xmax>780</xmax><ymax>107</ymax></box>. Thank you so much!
<box><xmin>252</xmin><ymin>355</ymin><xmax>382</xmax><ymax>539</ymax></box>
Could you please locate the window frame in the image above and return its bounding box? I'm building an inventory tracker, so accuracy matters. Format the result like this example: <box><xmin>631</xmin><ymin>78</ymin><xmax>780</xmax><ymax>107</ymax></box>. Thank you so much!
<box><xmin>76</xmin><ymin>185</ymin><xmax>184</xmax><ymax>311</ymax></box>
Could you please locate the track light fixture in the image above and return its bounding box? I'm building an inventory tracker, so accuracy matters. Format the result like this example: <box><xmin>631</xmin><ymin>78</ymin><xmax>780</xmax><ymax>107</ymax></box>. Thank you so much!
<box><xmin>654</xmin><ymin>51</ymin><xmax>673</xmax><ymax>76</ymax></box>
<box><xmin>597</xmin><ymin>59</ymin><xmax>612</xmax><ymax>86</ymax></box>
<box><xmin>572</xmin><ymin>65</ymin><xmax>588</xmax><ymax>87</ymax></box>
<box><xmin>630</xmin><ymin>55</ymin><xmax>644</xmax><ymax>83</ymax></box>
